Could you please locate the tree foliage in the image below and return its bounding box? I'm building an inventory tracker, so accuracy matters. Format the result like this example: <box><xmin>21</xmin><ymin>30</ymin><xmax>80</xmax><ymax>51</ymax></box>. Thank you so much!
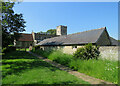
<box><xmin>37</xmin><ymin>29</ymin><xmax>56</xmax><ymax>35</ymax></box>
<box><xmin>2</xmin><ymin>2</ymin><xmax>26</xmax><ymax>48</ymax></box>
<box><xmin>37</xmin><ymin>31</ymin><xmax>46</xmax><ymax>34</ymax></box>
<box><xmin>46</xmin><ymin>29</ymin><xmax>56</xmax><ymax>35</ymax></box>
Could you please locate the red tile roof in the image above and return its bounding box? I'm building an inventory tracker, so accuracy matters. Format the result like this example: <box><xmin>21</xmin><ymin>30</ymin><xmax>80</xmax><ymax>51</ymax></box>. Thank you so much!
<box><xmin>18</xmin><ymin>33</ymin><xmax>33</xmax><ymax>42</ymax></box>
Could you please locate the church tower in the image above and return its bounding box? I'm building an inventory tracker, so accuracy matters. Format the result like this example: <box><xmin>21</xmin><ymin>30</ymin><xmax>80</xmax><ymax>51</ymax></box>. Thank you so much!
<box><xmin>56</xmin><ymin>25</ymin><xmax>67</xmax><ymax>36</ymax></box>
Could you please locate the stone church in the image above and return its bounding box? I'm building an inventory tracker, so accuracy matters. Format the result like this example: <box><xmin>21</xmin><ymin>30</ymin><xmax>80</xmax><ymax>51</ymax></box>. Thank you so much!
<box><xmin>14</xmin><ymin>25</ymin><xmax>67</xmax><ymax>48</ymax></box>
<box><xmin>32</xmin><ymin>25</ymin><xmax>67</xmax><ymax>45</ymax></box>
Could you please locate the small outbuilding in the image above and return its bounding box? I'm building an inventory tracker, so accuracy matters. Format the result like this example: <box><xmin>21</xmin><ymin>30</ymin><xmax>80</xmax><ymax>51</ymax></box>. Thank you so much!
<box><xmin>14</xmin><ymin>33</ymin><xmax>34</xmax><ymax>48</ymax></box>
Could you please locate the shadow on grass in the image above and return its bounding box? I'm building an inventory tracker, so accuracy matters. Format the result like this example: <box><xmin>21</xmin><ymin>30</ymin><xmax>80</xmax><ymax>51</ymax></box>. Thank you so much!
<box><xmin>30</xmin><ymin>81</ymin><xmax>90</xmax><ymax>85</ymax></box>
<box><xmin>2</xmin><ymin>51</ymin><xmax>59</xmax><ymax>78</ymax></box>
<box><xmin>1</xmin><ymin>84</ymin><xmax>91</xmax><ymax>86</ymax></box>
<box><xmin>2</xmin><ymin>51</ymin><xmax>38</xmax><ymax>59</ymax></box>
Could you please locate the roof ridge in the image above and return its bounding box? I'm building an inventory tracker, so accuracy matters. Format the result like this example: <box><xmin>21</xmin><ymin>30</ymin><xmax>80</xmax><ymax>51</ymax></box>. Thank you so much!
<box><xmin>68</xmin><ymin>27</ymin><xmax>106</xmax><ymax>36</ymax></box>
<box><xmin>40</xmin><ymin>27</ymin><xmax>106</xmax><ymax>42</ymax></box>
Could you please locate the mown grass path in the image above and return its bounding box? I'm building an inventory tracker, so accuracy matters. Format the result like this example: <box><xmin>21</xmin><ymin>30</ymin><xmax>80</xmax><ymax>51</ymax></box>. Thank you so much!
<box><xmin>28</xmin><ymin>51</ymin><xmax>116</xmax><ymax>86</ymax></box>
<box><xmin>2</xmin><ymin>51</ymin><xmax>89</xmax><ymax>85</ymax></box>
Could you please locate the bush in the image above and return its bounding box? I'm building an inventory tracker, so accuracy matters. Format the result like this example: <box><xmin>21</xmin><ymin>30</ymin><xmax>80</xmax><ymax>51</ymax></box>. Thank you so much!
<box><xmin>73</xmin><ymin>43</ymin><xmax>100</xmax><ymax>60</ymax></box>
<box><xmin>34</xmin><ymin>45</ymin><xmax>40</xmax><ymax>50</ymax></box>
<box><xmin>2</xmin><ymin>46</ymin><xmax>16</xmax><ymax>54</ymax></box>
<box><xmin>31</xmin><ymin>45</ymin><xmax>40</xmax><ymax>52</ymax></box>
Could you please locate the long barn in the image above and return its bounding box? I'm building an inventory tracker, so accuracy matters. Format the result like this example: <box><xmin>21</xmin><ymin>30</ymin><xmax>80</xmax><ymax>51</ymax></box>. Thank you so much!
<box><xmin>36</xmin><ymin>27</ymin><xmax>118</xmax><ymax>54</ymax></box>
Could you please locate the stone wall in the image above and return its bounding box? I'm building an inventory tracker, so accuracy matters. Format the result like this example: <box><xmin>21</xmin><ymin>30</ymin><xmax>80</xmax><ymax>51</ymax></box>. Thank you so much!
<box><xmin>62</xmin><ymin>46</ymin><xmax>83</xmax><ymax>54</ymax></box>
<box><xmin>99</xmin><ymin>46</ymin><xmax>119</xmax><ymax>61</ymax></box>
<box><xmin>40</xmin><ymin>45</ymin><xmax>119</xmax><ymax>61</ymax></box>
<box><xmin>63</xmin><ymin>46</ymin><xmax>119</xmax><ymax>61</ymax></box>
<box><xmin>40</xmin><ymin>45</ymin><xmax>83</xmax><ymax>54</ymax></box>
<box><xmin>16</xmin><ymin>41</ymin><xmax>33</xmax><ymax>48</ymax></box>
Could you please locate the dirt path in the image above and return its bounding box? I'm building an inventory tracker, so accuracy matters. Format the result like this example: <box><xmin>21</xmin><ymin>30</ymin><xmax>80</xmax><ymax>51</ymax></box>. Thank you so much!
<box><xmin>28</xmin><ymin>51</ymin><xmax>116</xmax><ymax>86</ymax></box>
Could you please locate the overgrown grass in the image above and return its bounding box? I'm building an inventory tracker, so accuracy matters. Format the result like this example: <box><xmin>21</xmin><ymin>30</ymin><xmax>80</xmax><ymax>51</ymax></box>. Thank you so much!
<box><xmin>32</xmin><ymin>49</ymin><xmax>118</xmax><ymax>84</ymax></box>
<box><xmin>69</xmin><ymin>59</ymin><xmax>118</xmax><ymax>84</ymax></box>
<box><xmin>16</xmin><ymin>48</ymin><xmax>29</xmax><ymax>51</ymax></box>
<box><xmin>32</xmin><ymin>48</ymin><xmax>50</xmax><ymax>57</ymax></box>
<box><xmin>2</xmin><ymin>50</ymin><xmax>89</xmax><ymax>84</ymax></box>
<box><xmin>48</xmin><ymin>50</ymin><xmax>73</xmax><ymax>66</ymax></box>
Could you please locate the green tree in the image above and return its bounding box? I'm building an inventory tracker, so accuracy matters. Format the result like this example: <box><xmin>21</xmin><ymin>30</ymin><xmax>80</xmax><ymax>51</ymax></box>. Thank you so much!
<box><xmin>46</xmin><ymin>29</ymin><xmax>56</xmax><ymax>35</ymax></box>
<box><xmin>2</xmin><ymin>2</ymin><xmax>26</xmax><ymax>48</ymax></box>
<box><xmin>37</xmin><ymin>29</ymin><xmax>56</xmax><ymax>35</ymax></box>
<box><xmin>37</xmin><ymin>31</ymin><xmax>46</xmax><ymax>34</ymax></box>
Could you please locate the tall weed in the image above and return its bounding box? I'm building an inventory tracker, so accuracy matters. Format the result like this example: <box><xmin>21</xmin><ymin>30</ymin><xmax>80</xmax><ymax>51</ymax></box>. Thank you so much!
<box><xmin>48</xmin><ymin>50</ymin><xmax>73</xmax><ymax>66</ymax></box>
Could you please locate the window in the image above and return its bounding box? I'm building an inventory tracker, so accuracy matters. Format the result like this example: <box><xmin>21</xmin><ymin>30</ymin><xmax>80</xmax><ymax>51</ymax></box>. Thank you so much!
<box><xmin>72</xmin><ymin>45</ymin><xmax>77</xmax><ymax>49</ymax></box>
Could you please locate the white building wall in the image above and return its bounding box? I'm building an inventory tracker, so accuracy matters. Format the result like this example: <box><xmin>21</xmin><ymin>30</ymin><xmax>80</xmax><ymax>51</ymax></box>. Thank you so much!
<box><xmin>39</xmin><ymin>45</ymin><xmax>119</xmax><ymax>61</ymax></box>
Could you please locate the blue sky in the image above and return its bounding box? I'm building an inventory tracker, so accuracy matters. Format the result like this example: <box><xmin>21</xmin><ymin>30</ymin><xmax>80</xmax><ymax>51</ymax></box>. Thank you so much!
<box><xmin>13</xmin><ymin>2</ymin><xmax>118</xmax><ymax>39</ymax></box>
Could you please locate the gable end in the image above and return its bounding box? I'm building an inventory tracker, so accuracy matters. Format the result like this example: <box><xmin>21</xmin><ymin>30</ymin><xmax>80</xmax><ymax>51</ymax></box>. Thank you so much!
<box><xmin>96</xmin><ymin>28</ymin><xmax>111</xmax><ymax>46</ymax></box>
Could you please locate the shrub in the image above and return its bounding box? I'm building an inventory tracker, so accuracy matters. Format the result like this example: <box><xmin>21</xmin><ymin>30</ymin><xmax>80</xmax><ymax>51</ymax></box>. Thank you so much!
<box><xmin>73</xmin><ymin>43</ymin><xmax>100</xmax><ymax>60</ymax></box>
<box><xmin>2</xmin><ymin>46</ymin><xmax>16</xmax><ymax>54</ymax></box>
<box><xmin>34</xmin><ymin>45</ymin><xmax>40</xmax><ymax>50</ymax></box>
<box><xmin>31</xmin><ymin>45</ymin><xmax>40</xmax><ymax>52</ymax></box>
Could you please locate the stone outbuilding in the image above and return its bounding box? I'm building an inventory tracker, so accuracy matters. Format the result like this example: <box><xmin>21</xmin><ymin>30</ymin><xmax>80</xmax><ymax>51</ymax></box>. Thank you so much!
<box><xmin>36</xmin><ymin>27</ymin><xmax>118</xmax><ymax>53</ymax></box>
<box><xmin>14</xmin><ymin>33</ymin><xmax>34</xmax><ymax>48</ymax></box>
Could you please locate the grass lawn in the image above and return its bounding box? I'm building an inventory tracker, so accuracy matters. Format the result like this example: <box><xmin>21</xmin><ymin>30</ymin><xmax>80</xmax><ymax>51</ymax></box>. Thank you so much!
<box><xmin>2</xmin><ymin>50</ymin><xmax>89</xmax><ymax>85</ymax></box>
<box><xmin>32</xmin><ymin>49</ymin><xmax>118</xmax><ymax>84</ymax></box>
